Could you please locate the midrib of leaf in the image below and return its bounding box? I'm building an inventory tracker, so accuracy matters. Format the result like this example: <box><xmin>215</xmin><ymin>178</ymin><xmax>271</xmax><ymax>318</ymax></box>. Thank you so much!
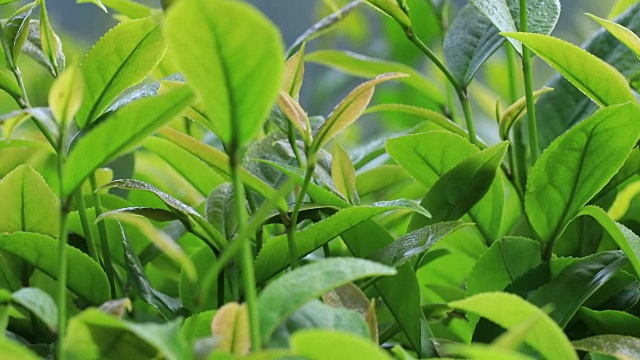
<box><xmin>542</xmin><ymin>55</ymin><xmax>608</xmax><ymax>107</ymax></box>
<box><xmin>317</xmin><ymin>87</ymin><xmax>373</xmax><ymax>148</ymax></box>
<box><xmin>85</xmin><ymin>27</ymin><xmax>159</xmax><ymax>123</ymax></box>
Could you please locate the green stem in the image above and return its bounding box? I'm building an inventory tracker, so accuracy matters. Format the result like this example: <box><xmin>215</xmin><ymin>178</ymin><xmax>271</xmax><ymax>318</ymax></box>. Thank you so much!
<box><xmin>520</xmin><ymin>0</ymin><xmax>539</xmax><ymax>164</ymax></box>
<box><xmin>506</xmin><ymin>45</ymin><xmax>527</xmax><ymax>196</ymax></box>
<box><xmin>405</xmin><ymin>31</ymin><xmax>477</xmax><ymax>145</ymax></box>
<box><xmin>229</xmin><ymin>146</ymin><xmax>261</xmax><ymax>351</ymax></box>
<box><xmin>56</xmin><ymin>209</ymin><xmax>69</xmax><ymax>359</ymax></box>
<box><xmin>287</xmin><ymin>158</ymin><xmax>315</xmax><ymax>269</ymax></box>
<box><xmin>287</xmin><ymin>122</ymin><xmax>304</xmax><ymax>168</ymax></box>
<box><xmin>90</xmin><ymin>175</ymin><xmax>116</xmax><ymax>297</ymax></box>
<box><xmin>73</xmin><ymin>190</ymin><xmax>99</xmax><ymax>262</ymax></box>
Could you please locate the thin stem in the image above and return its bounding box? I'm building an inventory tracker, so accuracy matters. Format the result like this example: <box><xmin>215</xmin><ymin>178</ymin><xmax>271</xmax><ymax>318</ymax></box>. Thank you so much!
<box><xmin>55</xmin><ymin>131</ymin><xmax>69</xmax><ymax>360</ymax></box>
<box><xmin>287</xmin><ymin>158</ymin><xmax>315</xmax><ymax>269</ymax></box>
<box><xmin>405</xmin><ymin>31</ymin><xmax>477</xmax><ymax>145</ymax></box>
<box><xmin>229</xmin><ymin>146</ymin><xmax>261</xmax><ymax>351</ymax></box>
<box><xmin>520</xmin><ymin>0</ymin><xmax>539</xmax><ymax>164</ymax></box>
<box><xmin>286</xmin><ymin>122</ymin><xmax>304</xmax><ymax>168</ymax></box>
<box><xmin>90</xmin><ymin>175</ymin><xmax>116</xmax><ymax>297</ymax></box>
<box><xmin>73</xmin><ymin>190</ymin><xmax>99</xmax><ymax>262</ymax></box>
<box><xmin>506</xmin><ymin>45</ymin><xmax>527</xmax><ymax>196</ymax></box>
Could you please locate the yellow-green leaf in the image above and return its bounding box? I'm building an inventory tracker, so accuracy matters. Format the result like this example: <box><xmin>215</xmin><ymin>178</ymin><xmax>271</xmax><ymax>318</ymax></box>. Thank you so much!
<box><xmin>49</xmin><ymin>63</ymin><xmax>84</xmax><ymax>125</ymax></box>
<box><xmin>283</xmin><ymin>43</ymin><xmax>305</xmax><ymax>98</ymax></box>
<box><xmin>363</xmin><ymin>0</ymin><xmax>411</xmax><ymax>29</ymax></box>
<box><xmin>502</xmin><ymin>32</ymin><xmax>635</xmax><ymax>107</ymax></box>
<box><xmin>277</xmin><ymin>90</ymin><xmax>310</xmax><ymax>143</ymax></box>
<box><xmin>211</xmin><ymin>302</ymin><xmax>250</xmax><ymax>355</ymax></box>
<box><xmin>332</xmin><ymin>141</ymin><xmax>358</xmax><ymax>204</ymax></box>
<box><xmin>499</xmin><ymin>86</ymin><xmax>553</xmax><ymax>140</ymax></box>
<box><xmin>588</xmin><ymin>13</ymin><xmax>640</xmax><ymax>58</ymax></box>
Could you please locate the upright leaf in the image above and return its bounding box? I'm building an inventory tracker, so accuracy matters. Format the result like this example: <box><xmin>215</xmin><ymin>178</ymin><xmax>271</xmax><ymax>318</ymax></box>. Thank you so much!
<box><xmin>211</xmin><ymin>302</ymin><xmax>250</xmax><ymax>355</ymax></box>
<box><xmin>332</xmin><ymin>142</ymin><xmax>358</xmax><ymax>204</ymax></box>
<box><xmin>0</xmin><ymin>165</ymin><xmax>59</xmax><ymax>237</ymax></box>
<box><xmin>283</xmin><ymin>43</ymin><xmax>305</xmax><ymax>98</ymax></box>
<box><xmin>76</xmin><ymin>16</ymin><xmax>167</xmax><ymax>128</ymax></box>
<box><xmin>362</xmin><ymin>0</ymin><xmax>411</xmax><ymax>29</ymax></box>
<box><xmin>470</xmin><ymin>0</ymin><xmax>519</xmax><ymax>51</ymax></box>
<box><xmin>449</xmin><ymin>292</ymin><xmax>578</xmax><ymax>360</ymax></box>
<box><xmin>257</xmin><ymin>258</ymin><xmax>395</xmax><ymax>342</ymax></box>
<box><xmin>48</xmin><ymin>63</ymin><xmax>84</xmax><ymax>125</ymax></box>
<box><xmin>39</xmin><ymin>0</ymin><xmax>64</xmax><ymax>75</ymax></box>
<box><xmin>588</xmin><ymin>13</ymin><xmax>640</xmax><ymax>58</ymax></box>
<box><xmin>63</xmin><ymin>85</ymin><xmax>194</xmax><ymax>196</ymax></box>
<box><xmin>3</xmin><ymin>2</ymin><xmax>36</xmax><ymax>64</ymax></box>
<box><xmin>503</xmin><ymin>32</ymin><xmax>635</xmax><ymax>107</ymax></box>
<box><xmin>165</xmin><ymin>0</ymin><xmax>284</xmax><ymax>146</ymax></box>
<box><xmin>525</xmin><ymin>103</ymin><xmax>640</xmax><ymax>242</ymax></box>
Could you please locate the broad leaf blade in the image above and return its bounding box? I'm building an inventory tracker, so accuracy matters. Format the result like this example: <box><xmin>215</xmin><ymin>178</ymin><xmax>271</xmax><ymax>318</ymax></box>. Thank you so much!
<box><xmin>525</xmin><ymin>103</ymin><xmax>640</xmax><ymax>242</ymax></box>
<box><xmin>291</xmin><ymin>329</ymin><xmax>393</xmax><ymax>360</ymax></box>
<box><xmin>12</xmin><ymin>287</ymin><xmax>57</xmax><ymax>332</ymax></box>
<box><xmin>257</xmin><ymin>258</ymin><xmax>395</xmax><ymax>342</ymax></box>
<box><xmin>588</xmin><ymin>13</ymin><xmax>640</xmax><ymax>59</ymax></box>
<box><xmin>63</xmin><ymin>85</ymin><xmax>195</xmax><ymax>196</ymax></box>
<box><xmin>283</xmin><ymin>43</ymin><xmax>305</xmax><ymax>98</ymax></box>
<box><xmin>503</xmin><ymin>32</ymin><xmax>635</xmax><ymax>107</ymax></box>
<box><xmin>211</xmin><ymin>302</ymin><xmax>250</xmax><ymax>355</ymax></box>
<box><xmin>48</xmin><ymin>63</ymin><xmax>84</xmax><ymax>125</ymax></box>
<box><xmin>470</xmin><ymin>0</ymin><xmax>519</xmax><ymax>52</ymax></box>
<box><xmin>165</xmin><ymin>0</ymin><xmax>284</xmax><ymax>146</ymax></box>
<box><xmin>77</xmin><ymin>16</ymin><xmax>167</xmax><ymax>128</ymax></box>
<box><xmin>332</xmin><ymin>142</ymin><xmax>358</xmax><ymax>204</ymax></box>
<box><xmin>449</xmin><ymin>292</ymin><xmax>578</xmax><ymax>360</ymax></box>
<box><xmin>572</xmin><ymin>335</ymin><xmax>640</xmax><ymax>359</ymax></box>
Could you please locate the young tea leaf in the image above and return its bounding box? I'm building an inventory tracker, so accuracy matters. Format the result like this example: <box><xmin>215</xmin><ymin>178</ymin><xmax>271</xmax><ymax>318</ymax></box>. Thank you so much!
<box><xmin>332</xmin><ymin>142</ymin><xmax>358</xmax><ymax>204</ymax></box>
<box><xmin>362</xmin><ymin>0</ymin><xmax>411</xmax><ymax>29</ymax></box>
<box><xmin>503</xmin><ymin>32</ymin><xmax>635</xmax><ymax>107</ymax></box>
<box><xmin>588</xmin><ymin>13</ymin><xmax>640</xmax><ymax>58</ymax></box>
<box><xmin>257</xmin><ymin>258</ymin><xmax>395</xmax><ymax>342</ymax></box>
<box><xmin>76</xmin><ymin>16</ymin><xmax>167</xmax><ymax>128</ymax></box>
<box><xmin>165</xmin><ymin>0</ymin><xmax>284</xmax><ymax>147</ymax></box>
<box><xmin>525</xmin><ymin>103</ymin><xmax>640</xmax><ymax>242</ymax></box>
<box><xmin>48</xmin><ymin>63</ymin><xmax>84</xmax><ymax>126</ymax></box>
<box><xmin>39</xmin><ymin>0</ymin><xmax>63</xmax><ymax>76</ymax></box>
<box><xmin>283</xmin><ymin>43</ymin><xmax>305</xmax><ymax>98</ymax></box>
<box><xmin>499</xmin><ymin>86</ymin><xmax>553</xmax><ymax>140</ymax></box>
<box><xmin>211</xmin><ymin>302</ymin><xmax>250</xmax><ymax>355</ymax></box>
<box><xmin>291</xmin><ymin>329</ymin><xmax>393</xmax><ymax>360</ymax></box>
<box><xmin>3</xmin><ymin>2</ymin><xmax>36</xmax><ymax>65</ymax></box>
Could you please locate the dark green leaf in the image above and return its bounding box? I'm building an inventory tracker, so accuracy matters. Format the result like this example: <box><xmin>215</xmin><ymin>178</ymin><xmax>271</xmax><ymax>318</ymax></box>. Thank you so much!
<box><xmin>572</xmin><ymin>335</ymin><xmax>640</xmax><ymax>359</ymax></box>
<box><xmin>257</xmin><ymin>258</ymin><xmax>395</xmax><ymax>343</ymax></box>
<box><xmin>527</xmin><ymin>251</ymin><xmax>628</xmax><ymax>328</ymax></box>
<box><xmin>63</xmin><ymin>85</ymin><xmax>195</xmax><ymax>196</ymax></box>
<box><xmin>578</xmin><ymin>308</ymin><xmax>640</xmax><ymax>337</ymax></box>
<box><xmin>525</xmin><ymin>103</ymin><xmax>640</xmax><ymax>242</ymax></box>
<box><xmin>3</xmin><ymin>2</ymin><xmax>36</xmax><ymax>64</ymax></box>
<box><xmin>0</xmin><ymin>232</ymin><xmax>109</xmax><ymax>305</ymax></box>
<box><xmin>11</xmin><ymin>287</ymin><xmax>57</xmax><ymax>332</ymax></box>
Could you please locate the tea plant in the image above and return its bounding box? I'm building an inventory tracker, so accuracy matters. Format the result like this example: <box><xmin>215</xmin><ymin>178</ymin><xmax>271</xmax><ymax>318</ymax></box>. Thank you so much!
<box><xmin>0</xmin><ymin>0</ymin><xmax>640</xmax><ymax>358</ymax></box>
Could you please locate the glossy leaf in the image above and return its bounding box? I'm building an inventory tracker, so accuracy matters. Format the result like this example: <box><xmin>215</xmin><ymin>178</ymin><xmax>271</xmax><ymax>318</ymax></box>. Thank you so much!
<box><xmin>63</xmin><ymin>85</ymin><xmax>195</xmax><ymax>196</ymax></box>
<box><xmin>503</xmin><ymin>32</ymin><xmax>635</xmax><ymax>107</ymax></box>
<box><xmin>11</xmin><ymin>287</ymin><xmax>57</xmax><ymax>332</ymax></box>
<box><xmin>76</xmin><ymin>0</ymin><xmax>107</xmax><ymax>12</ymax></box>
<box><xmin>467</xmin><ymin>236</ymin><xmax>542</xmax><ymax>296</ymax></box>
<box><xmin>588</xmin><ymin>13</ymin><xmax>640</xmax><ymax>58</ymax></box>
<box><xmin>579</xmin><ymin>308</ymin><xmax>640</xmax><ymax>337</ymax></box>
<box><xmin>312</xmin><ymin>73</ymin><xmax>407</xmax><ymax>151</ymax></box>
<box><xmin>63</xmin><ymin>309</ymin><xmax>189</xmax><ymax>360</ymax></box>
<box><xmin>572</xmin><ymin>335</ymin><xmax>640</xmax><ymax>359</ymax></box>
<box><xmin>277</xmin><ymin>90</ymin><xmax>310</xmax><ymax>142</ymax></box>
<box><xmin>449</xmin><ymin>292</ymin><xmax>577</xmax><ymax>360</ymax></box>
<box><xmin>609</xmin><ymin>0</ymin><xmax>640</xmax><ymax>18</ymax></box>
<box><xmin>470</xmin><ymin>0</ymin><xmax>518</xmax><ymax>51</ymax></box>
<box><xmin>410</xmin><ymin>141</ymin><xmax>508</xmax><ymax>228</ymax></box>
<box><xmin>525</xmin><ymin>103</ymin><xmax>640</xmax><ymax>242</ymax></box>
<box><xmin>254</xmin><ymin>202</ymin><xmax>428</xmax><ymax>282</ymax></box>
<box><xmin>39</xmin><ymin>0</ymin><xmax>63</xmax><ymax>76</ymax></box>
<box><xmin>3</xmin><ymin>3</ymin><xmax>36</xmax><ymax>64</ymax></box>
<box><xmin>444</xmin><ymin>4</ymin><xmax>503</xmax><ymax>86</ymax></box>
<box><xmin>291</xmin><ymin>329</ymin><xmax>393</xmax><ymax>360</ymax></box>
<box><xmin>257</xmin><ymin>258</ymin><xmax>395</xmax><ymax>342</ymax></box>
<box><xmin>499</xmin><ymin>86</ymin><xmax>553</xmax><ymax>140</ymax></box>
<box><xmin>362</xmin><ymin>0</ymin><xmax>410</xmax><ymax>29</ymax></box>
<box><xmin>332</xmin><ymin>142</ymin><xmax>358</xmax><ymax>204</ymax></box>
<box><xmin>206</xmin><ymin>183</ymin><xmax>237</xmax><ymax>240</ymax></box>
<box><xmin>576</xmin><ymin>206</ymin><xmax>640</xmax><ymax>278</ymax></box>
<box><xmin>527</xmin><ymin>251</ymin><xmax>628</xmax><ymax>328</ymax></box>
<box><xmin>165</xmin><ymin>0</ymin><xmax>284</xmax><ymax>146</ymax></box>
<box><xmin>0</xmin><ymin>164</ymin><xmax>59</xmax><ymax>237</ymax></box>
<box><xmin>100</xmin><ymin>0</ymin><xmax>152</xmax><ymax>18</ymax></box>
<box><xmin>23</xmin><ymin>19</ymin><xmax>65</xmax><ymax>77</ymax></box>
<box><xmin>211</xmin><ymin>302</ymin><xmax>250</xmax><ymax>355</ymax></box>
<box><xmin>283</xmin><ymin>43</ymin><xmax>305</xmax><ymax>98</ymax></box>
<box><xmin>364</xmin><ymin>104</ymin><xmax>468</xmax><ymax>139</ymax></box>
<box><xmin>157</xmin><ymin>127</ymin><xmax>287</xmax><ymax>212</ymax></box>
<box><xmin>48</xmin><ymin>63</ymin><xmax>84</xmax><ymax>125</ymax></box>
<box><xmin>77</xmin><ymin>16</ymin><xmax>167</xmax><ymax>128</ymax></box>
<box><xmin>0</xmin><ymin>232</ymin><xmax>109</xmax><ymax>305</ymax></box>
<box><xmin>306</xmin><ymin>50</ymin><xmax>444</xmax><ymax>105</ymax></box>
<box><xmin>369</xmin><ymin>221</ymin><xmax>470</xmax><ymax>267</ymax></box>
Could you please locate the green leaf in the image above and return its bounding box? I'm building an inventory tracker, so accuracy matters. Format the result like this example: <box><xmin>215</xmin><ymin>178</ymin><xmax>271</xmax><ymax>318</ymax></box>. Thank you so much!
<box><xmin>0</xmin><ymin>69</ymin><xmax>20</xmax><ymax>100</ymax></box>
<box><xmin>449</xmin><ymin>292</ymin><xmax>578</xmax><ymax>360</ymax></box>
<box><xmin>291</xmin><ymin>329</ymin><xmax>393</xmax><ymax>360</ymax></box>
<box><xmin>588</xmin><ymin>13</ymin><xmax>640</xmax><ymax>59</ymax></box>
<box><xmin>0</xmin><ymin>337</ymin><xmax>39</xmax><ymax>360</ymax></box>
<box><xmin>3</xmin><ymin>2</ymin><xmax>36</xmax><ymax>64</ymax></box>
<box><xmin>362</xmin><ymin>0</ymin><xmax>411</xmax><ymax>29</ymax></box>
<box><xmin>499</xmin><ymin>86</ymin><xmax>553</xmax><ymax>140</ymax></box>
<box><xmin>572</xmin><ymin>335</ymin><xmax>640</xmax><ymax>359</ymax></box>
<box><xmin>257</xmin><ymin>258</ymin><xmax>395</xmax><ymax>342</ymax></box>
<box><xmin>100</xmin><ymin>0</ymin><xmax>152</xmax><ymax>18</ymax></box>
<box><xmin>0</xmin><ymin>232</ymin><xmax>109</xmax><ymax>304</ymax></box>
<box><xmin>121</xmin><ymin>223</ymin><xmax>181</xmax><ymax>319</ymax></box>
<box><xmin>39</xmin><ymin>0</ymin><xmax>63</xmax><ymax>76</ymax></box>
<box><xmin>579</xmin><ymin>308</ymin><xmax>640</xmax><ymax>338</ymax></box>
<box><xmin>143</xmin><ymin>136</ymin><xmax>224</xmax><ymax>197</ymax></box>
<box><xmin>609</xmin><ymin>0</ymin><xmax>640</xmax><ymax>19</ymax></box>
<box><xmin>76</xmin><ymin>0</ymin><xmax>107</xmax><ymax>12</ymax></box>
<box><xmin>283</xmin><ymin>43</ymin><xmax>305</xmax><ymax>98</ymax></box>
<box><xmin>11</xmin><ymin>287</ymin><xmax>57</xmax><ymax>332</ymax></box>
<box><xmin>306</xmin><ymin>50</ymin><xmax>444</xmax><ymax>106</ymax></box>
<box><xmin>181</xmin><ymin>310</ymin><xmax>216</xmax><ymax>345</ymax></box>
<box><xmin>76</xmin><ymin>16</ymin><xmax>167</xmax><ymax>128</ymax></box>
<box><xmin>444</xmin><ymin>4</ymin><xmax>503</xmax><ymax>86</ymax></box>
<box><xmin>165</xmin><ymin>0</ymin><xmax>284</xmax><ymax>147</ymax></box>
<box><xmin>205</xmin><ymin>183</ymin><xmax>236</xmax><ymax>240</ymax></box>
<box><xmin>502</xmin><ymin>32</ymin><xmax>635</xmax><ymax>107</ymax></box>
<box><xmin>410</xmin><ymin>141</ymin><xmax>509</xmax><ymax>228</ymax></box>
<box><xmin>312</xmin><ymin>73</ymin><xmax>407</xmax><ymax>151</ymax></box>
<box><xmin>444</xmin><ymin>343</ymin><xmax>535</xmax><ymax>360</ymax></box>
<box><xmin>369</xmin><ymin>221</ymin><xmax>471</xmax><ymax>267</ymax></box>
<box><xmin>470</xmin><ymin>0</ymin><xmax>518</xmax><ymax>51</ymax></box>
<box><xmin>48</xmin><ymin>63</ymin><xmax>84</xmax><ymax>125</ymax></box>
<box><xmin>576</xmin><ymin>206</ymin><xmax>640</xmax><ymax>279</ymax></box>
<box><xmin>332</xmin><ymin>142</ymin><xmax>358</xmax><ymax>204</ymax></box>
<box><xmin>63</xmin><ymin>308</ymin><xmax>189</xmax><ymax>360</ymax></box>
<box><xmin>527</xmin><ymin>251</ymin><xmax>628</xmax><ymax>328</ymax></box>
<box><xmin>63</xmin><ymin>85</ymin><xmax>195</xmax><ymax>196</ymax></box>
<box><xmin>157</xmin><ymin>127</ymin><xmax>288</xmax><ymax>212</ymax></box>
<box><xmin>525</xmin><ymin>103</ymin><xmax>640</xmax><ymax>242</ymax></box>
<box><xmin>23</xmin><ymin>19</ymin><xmax>65</xmax><ymax>77</ymax></box>
<box><xmin>277</xmin><ymin>90</ymin><xmax>310</xmax><ymax>143</ymax></box>
<box><xmin>0</xmin><ymin>164</ymin><xmax>59</xmax><ymax>237</ymax></box>
<box><xmin>211</xmin><ymin>302</ymin><xmax>250</xmax><ymax>355</ymax></box>
<box><xmin>467</xmin><ymin>236</ymin><xmax>542</xmax><ymax>296</ymax></box>
<box><xmin>254</xmin><ymin>203</ymin><xmax>425</xmax><ymax>283</ymax></box>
